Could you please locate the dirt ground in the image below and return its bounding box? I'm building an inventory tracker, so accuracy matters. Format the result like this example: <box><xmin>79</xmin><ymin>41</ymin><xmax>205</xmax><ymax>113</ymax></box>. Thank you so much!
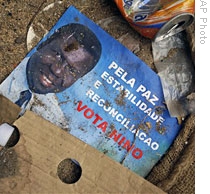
<box><xmin>0</xmin><ymin>0</ymin><xmax>195</xmax><ymax>193</ymax></box>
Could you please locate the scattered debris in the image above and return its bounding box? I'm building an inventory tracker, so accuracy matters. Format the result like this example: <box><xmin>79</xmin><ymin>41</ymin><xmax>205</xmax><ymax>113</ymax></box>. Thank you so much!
<box><xmin>152</xmin><ymin>31</ymin><xmax>195</xmax><ymax>118</ymax></box>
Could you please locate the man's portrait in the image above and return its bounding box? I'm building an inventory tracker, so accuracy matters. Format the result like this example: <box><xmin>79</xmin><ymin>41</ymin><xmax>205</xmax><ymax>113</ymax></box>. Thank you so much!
<box><xmin>27</xmin><ymin>23</ymin><xmax>102</xmax><ymax>94</ymax></box>
<box><xmin>0</xmin><ymin>23</ymin><xmax>102</xmax><ymax>128</ymax></box>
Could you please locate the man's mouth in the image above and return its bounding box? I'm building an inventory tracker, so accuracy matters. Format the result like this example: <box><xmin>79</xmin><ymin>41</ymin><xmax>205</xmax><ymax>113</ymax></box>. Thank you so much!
<box><xmin>40</xmin><ymin>74</ymin><xmax>53</xmax><ymax>88</ymax></box>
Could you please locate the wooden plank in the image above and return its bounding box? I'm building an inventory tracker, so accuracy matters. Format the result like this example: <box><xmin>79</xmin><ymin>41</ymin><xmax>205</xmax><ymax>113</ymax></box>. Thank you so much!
<box><xmin>0</xmin><ymin>110</ymin><xmax>166</xmax><ymax>193</ymax></box>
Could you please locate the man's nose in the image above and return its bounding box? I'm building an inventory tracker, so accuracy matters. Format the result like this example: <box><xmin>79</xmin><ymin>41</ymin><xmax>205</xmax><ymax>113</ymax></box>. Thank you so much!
<box><xmin>50</xmin><ymin>60</ymin><xmax>68</xmax><ymax>77</ymax></box>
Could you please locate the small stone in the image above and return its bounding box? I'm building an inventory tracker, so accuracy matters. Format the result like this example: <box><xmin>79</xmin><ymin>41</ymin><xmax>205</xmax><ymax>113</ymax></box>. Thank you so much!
<box><xmin>14</xmin><ymin>36</ymin><xmax>25</xmax><ymax>44</ymax></box>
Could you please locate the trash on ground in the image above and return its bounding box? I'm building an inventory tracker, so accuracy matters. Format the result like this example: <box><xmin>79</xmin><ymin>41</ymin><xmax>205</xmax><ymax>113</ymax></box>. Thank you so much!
<box><xmin>114</xmin><ymin>0</ymin><xmax>195</xmax><ymax>39</ymax></box>
<box><xmin>0</xmin><ymin>6</ymin><xmax>181</xmax><ymax>178</ymax></box>
<box><xmin>152</xmin><ymin>30</ymin><xmax>195</xmax><ymax>118</ymax></box>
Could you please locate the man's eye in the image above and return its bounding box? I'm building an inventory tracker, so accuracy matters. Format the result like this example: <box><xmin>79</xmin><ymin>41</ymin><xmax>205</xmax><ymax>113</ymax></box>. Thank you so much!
<box><xmin>64</xmin><ymin>65</ymin><xmax>72</xmax><ymax>72</ymax></box>
<box><xmin>51</xmin><ymin>50</ymin><xmax>61</xmax><ymax>61</ymax></box>
<box><xmin>51</xmin><ymin>49</ymin><xmax>59</xmax><ymax>55</ymax></box>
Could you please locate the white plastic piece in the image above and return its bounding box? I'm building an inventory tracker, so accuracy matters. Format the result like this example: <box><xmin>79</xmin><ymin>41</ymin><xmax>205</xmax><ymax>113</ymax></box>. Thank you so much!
<box><xmin>0</xmin><ymin>123</ymin><xmax>14</xmax><ymax>146</ymax></box>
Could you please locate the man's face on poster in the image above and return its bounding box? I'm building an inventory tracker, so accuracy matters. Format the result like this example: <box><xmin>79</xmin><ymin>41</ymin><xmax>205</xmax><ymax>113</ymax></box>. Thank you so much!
<box><xmin>26</xmin><ymin>24</ymin><xmax>101</xmax><ymax>94</ymax></box>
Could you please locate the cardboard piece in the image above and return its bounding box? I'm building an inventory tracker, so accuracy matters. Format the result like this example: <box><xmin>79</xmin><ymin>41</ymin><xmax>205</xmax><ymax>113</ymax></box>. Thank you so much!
<box><xmin>0</xmin><ymin>95</ymin><xmax>21</xmax><ymax>125</ymax></box>
<box><xmin>0</xmin><ymin>96</ymin><xmax>165</xmax><ymax>193</ymax></box>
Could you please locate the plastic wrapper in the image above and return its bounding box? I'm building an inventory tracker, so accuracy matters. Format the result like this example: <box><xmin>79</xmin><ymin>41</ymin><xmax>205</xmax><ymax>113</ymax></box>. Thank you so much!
<box><xmin>152</xmin><ymin>31</ymin><xmax>195</xmax><ymax>117</ymax></box>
